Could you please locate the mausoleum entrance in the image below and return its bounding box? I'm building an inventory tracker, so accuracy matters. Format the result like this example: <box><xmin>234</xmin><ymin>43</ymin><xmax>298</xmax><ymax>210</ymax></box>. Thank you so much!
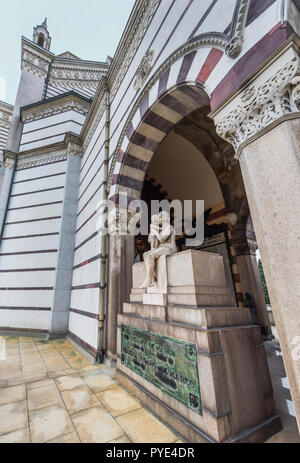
<box><xmin>107</xmin><ymin>83</ymin><xmax>272</xmax><ymax>363</ymax></box>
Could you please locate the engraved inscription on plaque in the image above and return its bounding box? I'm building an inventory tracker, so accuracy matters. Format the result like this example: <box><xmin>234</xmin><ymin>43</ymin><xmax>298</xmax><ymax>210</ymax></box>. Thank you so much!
<box><xmin>121</xmin><ymin>325</ymin><xmax>202</xmax><ymax>415</ymax></box>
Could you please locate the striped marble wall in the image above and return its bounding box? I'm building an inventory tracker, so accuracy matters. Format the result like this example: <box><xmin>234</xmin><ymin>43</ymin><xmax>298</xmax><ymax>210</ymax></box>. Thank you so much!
<box><xmin>0</xmin><ymin>157</ymin><xmax>67</xmax><ymax>331</ymax></box>
<box><xmin>19</xmin><ymin>93</ymin><xmax>90</xmax><ymax>153</ymax></box>
<box><xmin>67</xmin><ymin>106</ymin><xmax>107</xmax><ymax>357</ymax></box>
<box><xmin>71</xmin><ymin>0</ymin><xmax>299</xmax><ymax>356</ymax></box>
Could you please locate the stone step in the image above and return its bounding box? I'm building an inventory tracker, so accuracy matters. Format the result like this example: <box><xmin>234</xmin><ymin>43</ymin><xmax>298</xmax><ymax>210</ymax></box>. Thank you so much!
<box><xmin>123</xmin><ymin>302</ymin><xmax>252</xmax><ymax>329</ymax></box>
<box><xmin>264</xmin><ymin>340</ymin><xmax>297</xmax><ymax>424</ymax></box>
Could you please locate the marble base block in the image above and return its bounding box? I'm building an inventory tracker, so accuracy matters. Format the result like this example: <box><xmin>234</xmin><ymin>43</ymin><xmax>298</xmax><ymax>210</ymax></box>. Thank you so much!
<box><xmin>131</xmin><ymin>250</ymin><xmax>234</xmax><ymax>307</ymax></box>
<box><xmin>118</xmin><ymin>250</ymin><xmax>280</xmax><ymax>442</ymax></box>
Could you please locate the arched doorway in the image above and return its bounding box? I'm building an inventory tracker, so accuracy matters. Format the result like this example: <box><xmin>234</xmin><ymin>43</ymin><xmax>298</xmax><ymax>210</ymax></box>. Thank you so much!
<box><xmin>107</xmin><ymin>81</ymin><xmax>272</xmax><ymax>360</ymax></box>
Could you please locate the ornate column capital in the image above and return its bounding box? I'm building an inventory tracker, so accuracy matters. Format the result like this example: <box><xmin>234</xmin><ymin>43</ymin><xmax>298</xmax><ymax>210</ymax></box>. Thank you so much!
<box><xmin>210</xmin><ymin>42</ymin><xmax>300</xmax><ymax>158</ymax></box>
<box><xmin>3</xmin><ymin>151</ymin><xmax>16</xmax><ymax>169</ymax></box>
<box><xmin>247</xmin><ymin>239</ymin><xmax>258</xmax><ymax>256</ymax></box>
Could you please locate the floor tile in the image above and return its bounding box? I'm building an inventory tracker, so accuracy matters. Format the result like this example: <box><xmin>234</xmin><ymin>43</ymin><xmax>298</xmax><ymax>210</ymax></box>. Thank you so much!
<box><xmin>0</xmin><ymin>384</ymin><xmax>26</xmax><ymax>406</ymax></box>
<box><xmin>22</xmin><ymin>366</ymin><xmax>47</xmax><ymax>377</ymax></box>
<box><xmin>55</xmin><ymin>374</ymin><xmax>85</xmax><ymax>391</ymax></box>
<box><xmin>45</xmin><ymin>363</ymin><xmax>70</xmax><ymax>372</ymax></box>
<box><xmin>116</xmin><ymin>408</ymin><xmax>177</xmax><ymax>443</ymax></box>
<box><xmin>83</xmin><ymin>373</ymin><xmax>118</xmax><ymax>393</ymax></box>
<box><xmin>0</xmin><ymin>400</ymin><xmax>28</xmax><ymax>435</ymax></box>
<box><xmin>27</xmin><ymin>379</ymin><xmax>55</xmax><ymax>391</ymax></box>
<box><xmin>29</xmin><ymin>404</ymin><xmax>74</xmax><ymax>443</ymax></box>
<box><xmin>47</xmin><ymin>431</ymin><xmax>80</xmax><ymax>443</ymax></box>
<box><xmin>61</xmin><ymin>385</ymin><xmax>100</xmax><ymax>414</ymax></box>
<box><xmin>72</xmin><ymin>407</ymin><xmax>123</xmax><ymax>443</ymax></box>
<box><xmin>0</xmin><ymin>428</ymin><xmax>30</xmax><ymax>443</ymax></box>
<box><xmin>109</xmin><ymin>435</ymin><xmax>132</xmax><ymax>443</ymax></box>
<box><xmin>97</xmin><ymin>386</ymin><xmax>142</xmax><ymax>417</ymax></box>
<box><xmin>27</xmin><ymin>383</ymin><xmax>63</xmax><ymax>411</ymax></box>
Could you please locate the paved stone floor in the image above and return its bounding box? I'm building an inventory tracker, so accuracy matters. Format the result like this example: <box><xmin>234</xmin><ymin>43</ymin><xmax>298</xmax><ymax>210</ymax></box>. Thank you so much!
<box><xmin>0</xmin><ymin>336</ymin><xmax>183</xmax><ymax>443</ymax></box>
<box><xmin>0</xmin><ymin>335</ymin><xmax>299</xmax><ymax>443</ymax></box>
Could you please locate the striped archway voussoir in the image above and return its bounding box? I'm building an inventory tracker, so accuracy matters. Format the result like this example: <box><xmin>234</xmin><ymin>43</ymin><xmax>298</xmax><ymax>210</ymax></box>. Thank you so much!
<box><xmin>110</xmin><ymin>82</ymin><xmax>209</xmax><ymax>205</ymax></box>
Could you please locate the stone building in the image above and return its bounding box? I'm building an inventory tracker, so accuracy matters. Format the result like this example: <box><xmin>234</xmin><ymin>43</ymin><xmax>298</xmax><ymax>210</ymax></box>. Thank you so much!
<box><xmin>1</xmin><ymin>0</ymin><xmax>300</xmax><ymax>442</ymax></box>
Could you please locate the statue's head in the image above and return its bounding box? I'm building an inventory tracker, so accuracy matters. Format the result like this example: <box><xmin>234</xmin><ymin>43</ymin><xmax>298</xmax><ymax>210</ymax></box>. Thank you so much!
<box><xmin>160</xmin><ymin>211</ymin><xmax>170</xmax><ymax>225</ymax></box>
<box><xmin>151</xmin><ymin>214</ymin><xmax>160</xmax><ymax>225</ymax></box>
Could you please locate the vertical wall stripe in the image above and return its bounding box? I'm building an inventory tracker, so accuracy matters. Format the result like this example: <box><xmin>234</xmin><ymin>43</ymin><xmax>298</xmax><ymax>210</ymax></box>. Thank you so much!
<box><xmin>196</xmin><ymin>48</ymin><xmax>224</xmax><ymax>84</ymax></box>
<box><xmin>177</xmin><ymin>51</ymin><xmax>197</xmax><ymax>83</ymax></box>
<box><xmin>158</xmin><ymin>68</ymin><xmax>171</xmax><ymax>97</ymax></box>
<box><xmin>139</xmin><ymin>94</ymin><xmax>150</xmax><ymax>119</ymax></box>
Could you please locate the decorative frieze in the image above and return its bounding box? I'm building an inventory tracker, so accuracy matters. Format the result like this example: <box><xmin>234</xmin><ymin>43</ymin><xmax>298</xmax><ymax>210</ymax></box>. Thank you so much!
<box><xmin>21</xmin><ymin>92</ymin><xmax>91</xmax><ymax>123</ymax></box>
<box><xmin>0</xmin><ymin>102</ymin><xmax>13</xmax><ymax>129</ymax></box>
<box><xmin>13</xmin><ymin>133</ymin><xmax>81</xmax><ymax>169</ymax></box>
<box><xmin>48</xmin><ymin>59</ymin><xmax>107</xmax><ymax>96</ymax></box>
<box><xmin>134</xmin><ymin>50</ymin><xmax>154</xmax><ymax>91</ymax></box>
<box><xmin>16</xmin><ymin>150</ymin><xmax>68</xmax><ymax>170</ymax></box>
<box><xmin>109</xmin><ymin>0</ymin><xmax>160</xmax><ymax>99</ymax></box>
<box><xmin>213</xmin><ymin>51</ymin><xmax>300</xmax><ymax>155</ymax></box>
<box><xmin>22</xmin><ymin>38</ymin><xmax>53</xmax><ymax>78</ymax></box>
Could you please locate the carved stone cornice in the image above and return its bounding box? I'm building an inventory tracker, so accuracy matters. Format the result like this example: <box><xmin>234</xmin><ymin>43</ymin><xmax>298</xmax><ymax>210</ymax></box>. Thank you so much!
<box><xmin>12</xmin><ymin>133</ymin><xmax>82</xmax><ymax>170</ymax></box>
<box><xmin>211</xmin><ymin>42</ymin><xmax>300</xmax><ymax>157</ymax></box>
<box><xmin>48</xmin><ymin>58</ymin><xmax>108</xmax><ymax>94</ymax></box>
<box><xmin>21</xmin><ymin>37</ymin><xmax>54</xmax><ymax>78</ymax></box>
<box><xmin>16</xmin><ymin>150</ymin><xmax>68</xmax><ymax>170</ymax></box>
<box><xmin>0</xmin><ymin>101</ymin><xmax>13</xmax><ymax>129</ymax></box>
<box><xmin>21</xmin><ymin>92</ymin><xmax>91</xmax><ymax>123</ymax></box>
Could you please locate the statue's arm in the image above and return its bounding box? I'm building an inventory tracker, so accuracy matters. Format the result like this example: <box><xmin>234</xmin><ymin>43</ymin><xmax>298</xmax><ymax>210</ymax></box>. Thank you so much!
<box><xmin>156</xmin><ymin>225</ymin><xmax>173</xmax><ymax>243</ymax></box>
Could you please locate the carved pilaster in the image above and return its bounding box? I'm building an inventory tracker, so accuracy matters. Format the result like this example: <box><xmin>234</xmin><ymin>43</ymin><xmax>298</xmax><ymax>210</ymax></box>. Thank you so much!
<box><xmin>210</xmin><ymin>43</ymin><xmax>300</xmax><ymax>157</ymax></box>
<box><xmin>247</xmin><ymin>239</ymin><xmax>258</xmax><ymax>256</ymax></box>
<box><xmin>3</xmin><ymin>151</ymin><xmax>16</xmax><ymax>169</ymax></box>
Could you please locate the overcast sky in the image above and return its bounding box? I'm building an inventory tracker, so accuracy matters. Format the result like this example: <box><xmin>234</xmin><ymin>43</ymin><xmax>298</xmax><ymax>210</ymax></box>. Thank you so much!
<box><xmin>0</xmin><ymin>0</ymin><xmax>136</xmax><ymax>104</ymax></box>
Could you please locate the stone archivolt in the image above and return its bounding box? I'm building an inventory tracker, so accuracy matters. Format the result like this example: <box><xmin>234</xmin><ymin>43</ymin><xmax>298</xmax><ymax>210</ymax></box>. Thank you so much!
<box><xmin>215</xmin><ymin>56</ymin><xmax>300</xmax><ymax>152</ymax></box>
<box><xmin>109</xmin><ymin>0</ymin><xmax>160</xmax><ymax>99</ymax></box>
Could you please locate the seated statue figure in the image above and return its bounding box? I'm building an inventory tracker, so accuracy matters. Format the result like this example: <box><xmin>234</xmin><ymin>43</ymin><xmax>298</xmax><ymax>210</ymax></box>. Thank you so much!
<box><xmin>140</xmin><ymin>211</ymin><xmax>177</xmax><ymax>288</ymax></box>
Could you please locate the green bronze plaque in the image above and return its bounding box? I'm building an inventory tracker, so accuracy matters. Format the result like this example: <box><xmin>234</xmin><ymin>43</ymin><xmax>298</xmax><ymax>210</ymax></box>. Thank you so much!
<box><xmin>121</xmin><ymin>325</ymin><xmax>202</xmax><ymax>415</ymax></box>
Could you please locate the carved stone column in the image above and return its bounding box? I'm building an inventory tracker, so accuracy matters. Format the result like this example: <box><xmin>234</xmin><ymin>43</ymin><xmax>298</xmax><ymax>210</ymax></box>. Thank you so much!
<box><xmin>236</xmin><ymin>239</ymin><xmax>272</xmax><ymax>338</ymax></box>
<box><xmin>105</xmin><ymin>209</ymin><xmax>135</xmax><ymax>361</ymax></box>
<box><xmin>211</xmin><ymin>41</ymin><xmax>300</xmax><ymax>430</ymax></box>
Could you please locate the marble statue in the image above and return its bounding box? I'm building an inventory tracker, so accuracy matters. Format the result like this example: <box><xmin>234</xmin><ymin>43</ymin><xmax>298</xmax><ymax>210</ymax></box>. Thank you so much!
<box><xmin>140</xmin><ymin>211</ymin><xmax>177</xmax><ymax>288</ymax></box>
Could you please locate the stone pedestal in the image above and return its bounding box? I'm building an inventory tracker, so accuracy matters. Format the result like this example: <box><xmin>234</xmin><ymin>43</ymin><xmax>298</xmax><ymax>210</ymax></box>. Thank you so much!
<box><xmin>131</xmin><ymin>250</ymin><xmax>234</xmax><ymax>307</ymax></box>
<box><xmin>117</xmin><ymin>250</ymin><xmax>281</xmax><ymax>442</ymax></box>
